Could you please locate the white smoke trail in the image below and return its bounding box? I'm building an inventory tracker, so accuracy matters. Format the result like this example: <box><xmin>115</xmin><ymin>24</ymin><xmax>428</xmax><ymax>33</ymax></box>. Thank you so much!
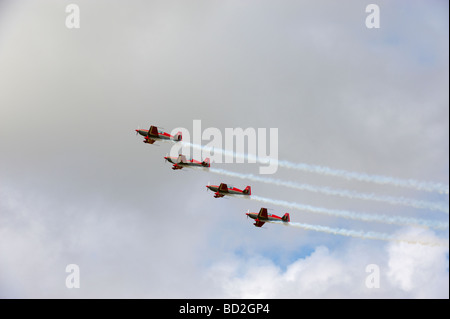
<box><xmin>183</xmin><ymin>142</ymin><xmax>449</xmax><ymax>195</ymax></box>
<box><xmin>250</xmin><ymin>195</ymin><xmax>448</xmax><ymax>230</ymax></box>
<box><xmin>267</xmin><ymin>220</ymin><xmax>449</xmax><ymax>247</ymax></box>
<box><xmin>210</xmin><ymin>168</ymin><xmax>449</xmax><ymax>214</ymax></box>
<box><xmin>277</xmin><ymin>160</ymin><xmax>449</xmax><ymax>195</ymax></box>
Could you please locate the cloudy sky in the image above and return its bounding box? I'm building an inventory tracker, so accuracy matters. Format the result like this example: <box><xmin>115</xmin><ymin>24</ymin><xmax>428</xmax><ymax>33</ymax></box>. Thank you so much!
<box><xmin>0</xmin><ymin>0</ymin><xmax>448</xmax><ymax>298</ymax></box>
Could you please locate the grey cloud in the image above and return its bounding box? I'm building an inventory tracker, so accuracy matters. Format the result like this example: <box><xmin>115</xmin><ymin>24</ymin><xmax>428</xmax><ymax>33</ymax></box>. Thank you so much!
<box><xmin>0</xmin><ymin>0</ymin><xmax>448</xmax><ymax>298</ymax></box>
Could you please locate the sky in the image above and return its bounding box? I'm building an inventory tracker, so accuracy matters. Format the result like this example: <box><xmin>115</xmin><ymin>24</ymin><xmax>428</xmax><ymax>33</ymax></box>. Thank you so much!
<box><xmin>0</xmin><ymin>0</ymin><xmax>448</xmax><ymax>298</ymax></box>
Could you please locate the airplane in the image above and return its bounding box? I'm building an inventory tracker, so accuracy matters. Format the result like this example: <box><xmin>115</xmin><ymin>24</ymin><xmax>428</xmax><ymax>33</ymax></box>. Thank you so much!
<box><xmin>246</xmin><ymin>207</ymin><xmax>290</xmax><ymax>227</ymax></box>
<box><xmin>206</xmin><ymin>183</ymin><xmax>251</xmax><ymax>198</ymax></box>
<box><xmin>164</xmin><ymin>154</ymin><xmax>210</xmax><ymax>170</ymax></box>
<box><xmin>135</xmin><ymin>125</ymin><xmax>182</xmax><ymax>145</ymax></box>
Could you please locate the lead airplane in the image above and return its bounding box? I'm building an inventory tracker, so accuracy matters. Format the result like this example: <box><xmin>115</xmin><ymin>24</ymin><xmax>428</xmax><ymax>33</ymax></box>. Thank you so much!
<box><xmin>206</xmin><ymin>183</ymin><xmax>251</xmax><ymax>198</ymax></box>
<box><xmin>135</xmin><ymin>125</ymin><xmax>182</xmax><ymax>144</ymax></box>
<box><xmin>246</xmin><ymin>207</ymin><xmax>290</xmax><ymax>227</ymax></box>
<box><xmin>164</xmin><ymin>154</ymin><xmax>210</xmax><ymax>170</ymax></box>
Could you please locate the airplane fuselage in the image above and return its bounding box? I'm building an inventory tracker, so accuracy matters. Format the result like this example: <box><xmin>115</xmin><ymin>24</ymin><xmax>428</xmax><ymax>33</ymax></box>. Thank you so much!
<box><xmin>246</xmin><ymin>212</ymin><xmax>287</xmax><ymax>223</ymax></box>
<box><xmin>136</xmin><ymin>129</ymin><xmax>172</xmax><ymax>140</ymax></box>
<box><xmin>207</xmin><ymin>183</ymin><xmax>251</xmax><ymax>198</ymax></box>
<box><xmin>165</xmin><ymin>155</ymin><xmax>210</xmax><ymax>170</ymax></box>
<box><xmin>166</xmin><ymin>157</ymin><xmax>207</xmax><ymax>167</ymax></box>
<box><xmin>206</xmin><ymin>185</ymin><xmax>247</xmax><ymax>195</ymax></box>
<box><xmin>135</xmin><ymin>126</ymin><xmax>182</xmax><ymax>145</ymax></box>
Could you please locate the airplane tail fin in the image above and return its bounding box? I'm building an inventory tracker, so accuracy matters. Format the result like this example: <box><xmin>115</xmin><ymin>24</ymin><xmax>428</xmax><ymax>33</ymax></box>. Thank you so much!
<box><xmin>202</xmin><ymin>158</ymin><xmax>210</xmax><ymax>167</ymax></box>
<box><xmin>173</xmin><ymin>131</ymin><xmax>182</xmax><ymax>141</ymax></box>
<box><xmin>282</xmin><ymin>213</ymin><xmax>290</xmax><ymax>222</ymax></box>
<box><xmin>243</xmin><ymin>186</ymin><xmax>251</xmax><ymax>195</ymax></box>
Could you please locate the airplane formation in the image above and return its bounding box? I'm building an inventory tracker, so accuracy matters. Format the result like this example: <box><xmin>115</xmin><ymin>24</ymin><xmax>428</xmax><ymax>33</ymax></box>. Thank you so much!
<box><xmin>136</xmin><ymin>124</ymin><xmax>291</xmax><ymax>228</ymax></box>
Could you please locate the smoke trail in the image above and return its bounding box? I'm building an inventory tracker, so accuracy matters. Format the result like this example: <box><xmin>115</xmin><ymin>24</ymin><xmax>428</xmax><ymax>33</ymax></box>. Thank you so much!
<box><xmin>250</xmin><ymin>195</ymin><xmax>448</xmax><ymax>229</ymax></box>
<box><xmin>276</xmin><ymin>160</ymin><xmax>449</xmax><ymax>195</ymax></box>
<box><xmin>267</xmin><ymin>220</ymin><xmax>449</xmax><ymax>247</ymax></box>
<box><xmin>210</xmin><ymin>168</ymin><xmax>449</xmax><ymax>214</ymax></box>
<box><xmin>183</xmin><ymin>142</ymin><xmax>449</xmax><ymax>195</ymax></box>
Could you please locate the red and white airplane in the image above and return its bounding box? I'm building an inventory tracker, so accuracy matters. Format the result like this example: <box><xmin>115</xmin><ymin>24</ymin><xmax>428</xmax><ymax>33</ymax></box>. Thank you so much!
<box><xmin>135</xmin><ymin>125</ymin><xmax>182</xmax><ymax>145</ymax></box>
<box><xmin>246</xmin><ymin>207</ymin><xmax>290</xmax><ymax>228</ymax></box>
<box><xmin>206</xmin><ymin>183</ymin><xmax>251</xmax><ymax>198</ymax></box>
<box><xmin>164</xmin><ymin>154</ymin><xmax>210</xmax><ymax>170</ymax></box>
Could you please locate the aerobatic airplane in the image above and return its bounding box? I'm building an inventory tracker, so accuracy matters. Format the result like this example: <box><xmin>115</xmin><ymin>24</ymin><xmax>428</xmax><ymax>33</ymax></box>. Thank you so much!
<box><xmin>246</xmin><ymin>207</ymin><xmax>290</xmax><ymax>227</ymax></box>
<box><xmin>135</xmin><ymin>125</ymin><xmax>182</xmax><ymax>144</ymax></box>
<box><xmin>164</xmin><ymin>154</ymin><xmax>210</xmax><ymax>170</ymax></box>
<box><xmin>206</xmin><ymin>183</ymin><xmax>251</xmax><ymax>198</ymax></box>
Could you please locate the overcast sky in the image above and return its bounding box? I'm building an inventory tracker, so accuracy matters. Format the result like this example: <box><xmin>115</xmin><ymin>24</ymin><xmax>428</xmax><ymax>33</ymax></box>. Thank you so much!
<box><xmin>0</xmin><ymin>0</ymin><xmax>448</xmax><ymax>298</ymax></box>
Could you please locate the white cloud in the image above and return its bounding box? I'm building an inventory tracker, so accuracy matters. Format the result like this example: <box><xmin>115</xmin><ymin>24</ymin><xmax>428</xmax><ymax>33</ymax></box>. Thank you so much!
<box><xmin>1</xmin><ymin>183</ymin><xmax>448</xmax><ymax>298</ymax></box>
<box><xmin>204</xmin><ymin>233</ymin><xmax>449</xmax><ymax>298</ymax></box>
<box><xmin>387</xmin><ymin>229</ymin><xmax>449</xmax><ymax>298</ymax></box>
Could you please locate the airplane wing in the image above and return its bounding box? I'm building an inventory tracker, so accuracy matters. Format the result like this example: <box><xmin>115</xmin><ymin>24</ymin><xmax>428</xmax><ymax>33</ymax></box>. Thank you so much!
<box><xmin>254</xmin><ymin>220</ymin><xmax>265</xmax><ymax>227</ymax></box>
<box><xmin>257</xmin><ymin>208</ymin><xmax>268</xmax><ymax>220</ymax></box>
<box><xmin>218</xmin><ymin>183</ymin><xmax>228</xmax><ymax>192</ymax></box>
<box><xmin>178</xmin><ymin>155</ymin><xmax>188</xmax><ymax>163</ymax></box>
<box><xmin>148</xmin><ymin>125</ymin><xmax>159</xmax><ymax>137</ymax></box>
<box><xmin>145</xmin><ymin>137</ymin><xmax>156</xmax><ymax>144</ymax></box>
